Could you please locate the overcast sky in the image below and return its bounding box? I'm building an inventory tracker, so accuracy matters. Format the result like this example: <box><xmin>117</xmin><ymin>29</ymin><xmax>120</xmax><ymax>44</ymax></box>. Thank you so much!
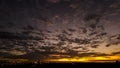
<box><xmin>0</xmin><ymin>0</ymin><xmax>120</xmax><ymax>61</ymax></box>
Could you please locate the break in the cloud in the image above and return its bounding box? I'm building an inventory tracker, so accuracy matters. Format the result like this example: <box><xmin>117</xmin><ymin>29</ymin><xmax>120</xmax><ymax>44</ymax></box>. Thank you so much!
<box><xmin>0</xmin><ymin>0</ymin><xmax>120</xmax><ymax>61</ymax></box>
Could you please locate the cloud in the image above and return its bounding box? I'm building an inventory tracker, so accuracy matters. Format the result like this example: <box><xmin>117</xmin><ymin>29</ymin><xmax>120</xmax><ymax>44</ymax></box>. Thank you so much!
<box><xmin>0</xmin><ymin>31</ymin><xmax>43</xmax><ymax>40</ymax></box>
<box><xmin>105</xmin><ymin>34</ymin><xmax>120</xmax><ymax>47</ymax></box>
<box><xmin>84</xmin><ymin>14</ymin><xmax>101</xmax><ymax>23</ymax></box>
<box><xmin>77</xmin><ymin>52</ymin><xmax>108</xmax><ymax>57</ymax></box>
<box><xmin>47</xmin><ymin>0</ymin><xmax>61</xmax><ymax>3</ymax></box>
<box><xmin>112</xmin><ymin>51</ymin><xmax>120</xmax><ymax>55</ymax></box>
<box><xmin>0</xmin><ymin>0</ymin><xmax>120</xmax><ymax>61</ymax></box>
<box><xmin>9</xmin><ymin>50</ymin><xmax>26</xmax><ymax>55</ymax></box>
<box><xmin>0</xmin><ymin>50</ymin><xmax>26</xmax><ymax>56</ymax></box>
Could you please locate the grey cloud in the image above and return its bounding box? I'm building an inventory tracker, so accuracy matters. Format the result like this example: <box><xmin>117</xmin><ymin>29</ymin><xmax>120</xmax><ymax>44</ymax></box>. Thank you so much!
<box><xmin>91</xmin><ymin>45</ymin><xmax>99</xmax><ymax>48</ymax></box>
<box><xmin>68</xmin><ymin>28</ymin><xmax>76</xmax><ymax>32</ymax></box>
<box><xmin>105</xmin><ymin>34</ymin><xmax>120</xmax><ymax>47</ymax></box>
<box><xmin>77</xmin><ymin>52</ymin><xmax>108</xmax><ymax>57</ymax></box>
<box><xmin>0</xmin><ymin>0</ymin><xmax>120</xmax><ymax>60</ymax></box>
<box><xmin>112</xmin><ymin>51</ymin><xmax>120</xmax><ymax>55</ymax></box>
<box><xmin>84</xmin><ymin>14</ymin><xmax>101</xmax><ymax>23</ymax></box>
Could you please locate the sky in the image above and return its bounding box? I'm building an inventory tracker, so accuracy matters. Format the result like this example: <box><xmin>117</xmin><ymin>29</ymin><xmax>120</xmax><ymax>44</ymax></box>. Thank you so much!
<box><xmin>0</xmin><ymin>0</ymin><xmax>120</xmax><ymax>62</ymax></box>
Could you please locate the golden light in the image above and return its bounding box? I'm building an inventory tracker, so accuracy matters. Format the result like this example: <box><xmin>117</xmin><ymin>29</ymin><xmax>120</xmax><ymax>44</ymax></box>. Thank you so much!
<box><xmin>45</xmin><ymin>55</ymin><xmax>120</xmax><ymax>63</ymax></box>
<box><xmin>94</xmin><ymin>57</ymin><xmax>108</xmax><ymax>60</ymax></box>
<box><xmin>46</xmin><ymin>57</ymin><xmax>89</xmax><ymax>62</ymax></box>
<box><xmin>57</xmin><ymin>58</ymin><xmax>88</xmax><ymax>62</ymax></box>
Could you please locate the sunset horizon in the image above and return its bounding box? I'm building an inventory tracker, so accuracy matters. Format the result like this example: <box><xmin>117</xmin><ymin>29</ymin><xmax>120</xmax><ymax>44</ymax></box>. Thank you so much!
<box><xmin>0</xmin><ymin>0</ymin><xmax>120</xmax><ymax>67</ymax></box>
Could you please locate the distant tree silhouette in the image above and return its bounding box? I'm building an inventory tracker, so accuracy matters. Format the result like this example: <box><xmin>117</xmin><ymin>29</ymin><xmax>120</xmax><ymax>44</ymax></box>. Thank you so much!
<box><xmin>115</xmin><ymin>60</ymin><xmax>120</xmax><ymax>63</ymax></box>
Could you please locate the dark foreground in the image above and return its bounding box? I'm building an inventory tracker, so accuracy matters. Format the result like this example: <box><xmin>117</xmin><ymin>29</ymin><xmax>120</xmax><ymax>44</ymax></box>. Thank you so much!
<box><xmin>0</xmin><ymin>62</ymin><xmax>120</xmax><ymax>68</ymax></box>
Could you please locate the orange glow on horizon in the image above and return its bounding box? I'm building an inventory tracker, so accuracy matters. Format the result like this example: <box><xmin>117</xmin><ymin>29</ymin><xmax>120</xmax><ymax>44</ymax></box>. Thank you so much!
<box><xmin>57</xmin><ymin>58</ymin><xmax>88</xmax><ymax>62</ymax></box>
<box><xmin>46</xmin><ymin>55</ymin><xmax>120</xmax><ymax>63</ymax></box>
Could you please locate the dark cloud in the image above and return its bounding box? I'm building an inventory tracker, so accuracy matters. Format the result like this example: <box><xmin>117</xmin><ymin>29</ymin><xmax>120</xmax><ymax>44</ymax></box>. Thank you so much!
<box><xmin>112</xmin><ymin>51</ymin><xmax>120</xmax><ymax>55</ymax></box>
<box><xmin>105</xmin><ymin>34</ymin><xmax>120</xmax><ymax>47</ymax></box>
<box><xmin>76</xmin><ymin>52</ymin><xmax>108</xmax><ymax>57</ymax></box>
<box><xmin>91</xmin><ymin>45</ymin><xmax>99</xmax><ymax>48</ymax></box>
<box><xmin>47</xmin><ymin>0</ymin><xmax>61</xmax><ymax>3</ymax></box>
<box><xmin>84</xmin><ymin>14</ymin><xmax>101</xmax><ymax>22</ymax></box>
<box><xmin>0</xmin><ymin>0</ymin><xmax>120</xmax><ymax>61</ymax></box>
<box><xmin>68</xmin><ymin>28</ymin><xmax>76</xmax><ymax>32</ymax></box>
<box><xmin>23</xmin><ymin>25</ymin><xmax>34</xmax><ymax>30</ymax></box>
<box><xmin>0</xmin><ymin>31</ymin><xmax>42</xmax><ymax>40</ymax></box>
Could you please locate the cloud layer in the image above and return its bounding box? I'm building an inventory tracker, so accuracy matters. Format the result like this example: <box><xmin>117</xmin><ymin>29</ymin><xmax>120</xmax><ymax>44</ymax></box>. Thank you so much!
<box><xmin>0</xmin><ymin>0</ymin><xmax>120</xmax><ymax>60</ymax></box>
